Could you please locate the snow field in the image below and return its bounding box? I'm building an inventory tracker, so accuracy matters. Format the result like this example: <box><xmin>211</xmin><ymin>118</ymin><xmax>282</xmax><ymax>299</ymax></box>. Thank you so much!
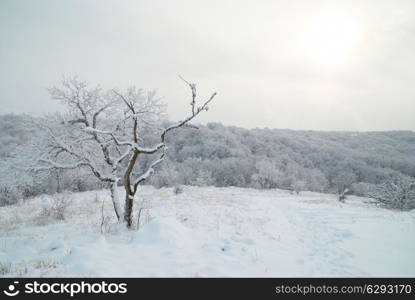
<box><xmin>0</xmin><ymin>186</ymin><xmax>414</xmax><ymax>277</ymax></box>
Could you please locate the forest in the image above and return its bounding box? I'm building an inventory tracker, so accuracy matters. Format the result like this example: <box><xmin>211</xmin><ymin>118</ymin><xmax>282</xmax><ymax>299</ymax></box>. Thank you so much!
<box><xmin>1</xmin><ymin>112</ymin><xmax>414</xmax><ymax>208</ymax></box>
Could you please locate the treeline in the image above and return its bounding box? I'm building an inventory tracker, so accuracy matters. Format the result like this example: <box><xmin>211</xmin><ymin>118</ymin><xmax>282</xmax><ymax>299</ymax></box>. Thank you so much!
<box><xmin>148</xmin><ymin>122</ymin><xmax>415</xmax><ymax>195</ymax></box>
<box><xmin>1</xmin><ymin>114</ymin><xmax>415</xmax><ymax>206</ymax></box>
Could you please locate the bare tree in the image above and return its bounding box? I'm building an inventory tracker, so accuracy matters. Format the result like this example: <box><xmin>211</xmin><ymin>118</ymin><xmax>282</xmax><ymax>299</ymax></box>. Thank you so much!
<box><xmin>30</xmin><ymin>76</ymin><xmax>217</xmax><ymax>228</ymax></box>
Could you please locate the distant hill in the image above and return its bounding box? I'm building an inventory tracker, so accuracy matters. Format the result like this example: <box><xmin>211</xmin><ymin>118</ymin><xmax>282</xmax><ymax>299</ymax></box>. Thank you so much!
<box><xmin>154</xmin><ymin>122</ymin><xmax>415</xmax><ymax>192</ymax></box>
<box><xmin>0</xmin><ymin>114</ymin><xmax>414</xmax><ymax>203</ymax></box>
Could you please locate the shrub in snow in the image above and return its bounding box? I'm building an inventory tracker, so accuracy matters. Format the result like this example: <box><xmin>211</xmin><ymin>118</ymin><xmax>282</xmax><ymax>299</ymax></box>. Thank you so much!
<box><xmin>291</xmin><ymin>180</ymin><xmax>306</xmax><ymax>194</ymax></box>
<box><xmin>38</xmin><ymin>192</ymin><xmax>73</xmax><ymax>222</ymax></box>
<box><xmin>32</xmin><ymin>259</ymin><xmax>60</xmax><ymax>270</ymax></box>
<box><xmin>173</xmin><ymin>186</ymin><xmax>184</xmax><ymax>195</ymax></box>
<box><xmin>370</xmin><ymin>176</ymin><xmax>415</xmax><ymax>211</ymax></box>
<box><xmin>100</xmin><ymin>199</ymin><xmax>113</xmax><ymax>234</ymax></box>
<box><xmin>51</xmin><ymin>192</ymin><xmax>73</xmax><ymax>220</ymax></box>
<box><xmin>0</xmin><ymin>263</ymin><xmax>12</xmax><ymax>276</ymax></box>
<box><xmin>134</xmin><ymin>205</ymin><xmax>154</xmax><ymax>230</ymax></box>
<box><xmin>0</xmin><ymin>186</ymin><xmax>20</xmax><ymax>206</ymax></box>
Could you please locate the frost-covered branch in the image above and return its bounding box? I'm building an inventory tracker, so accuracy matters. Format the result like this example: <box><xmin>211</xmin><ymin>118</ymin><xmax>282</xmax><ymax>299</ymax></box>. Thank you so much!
<box><xmin>133</xmin><ymin>148</ymin><xmax>166</xmax><ymax>191</ymax></box>
<box><xmin>126</xmin><ymin>77</ymin><xmax>217</xmax><ymax>194</ymax></box>
<box><xmin>139</xmin><ymin>77</ymin><xmax>217</xmax><ymax>159</ymax></box>
<box><xmin>160</xmin><ymin>84</ymin><xmax>216</xmax><ymax>143</ymax></box>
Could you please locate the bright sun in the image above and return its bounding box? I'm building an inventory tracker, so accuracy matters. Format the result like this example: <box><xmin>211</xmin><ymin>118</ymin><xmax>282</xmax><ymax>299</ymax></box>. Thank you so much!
<box><xmin>302</xmin><ymin>14</ymin><xmax>361</xmax><ymax>68</ymax></box>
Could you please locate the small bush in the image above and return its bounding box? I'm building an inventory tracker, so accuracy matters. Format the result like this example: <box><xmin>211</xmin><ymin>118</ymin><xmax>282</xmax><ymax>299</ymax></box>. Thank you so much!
<box><xmin>99</xmin><ymin>199</ymin><xmax>113</xmax><ymax>234</ymax></box>
<box><xmin>371</xmin><ymin>176</ymin><xmax>415</xmax><ymax>211</ymax></box>
<box><xmin>32</xmin><ymin>259</ymin><xmax>60</xmax><ymax>270</ymax></box>
<box><xmin>0</xmin><ymin>262</ymin><xmax>12</xmax><ymax>275</ymax></box>
<box><xmin>173</xmin><ymin>186</ymin><xmax>184</xmax><ymax>195</ymax></box>
<box><xmin>133</xmin><ymin>199</ymin><xmax>154</xmax><ymax>230</ymax></box>
<box><xmin>38</xmin><ymin>192</ymin><xmax>73</xmax><ymax>222</ymax></box>
<box><xmin>0</xmin><ymin>186</ymin><xmax>20</xmax><ymax>206</ymax></box>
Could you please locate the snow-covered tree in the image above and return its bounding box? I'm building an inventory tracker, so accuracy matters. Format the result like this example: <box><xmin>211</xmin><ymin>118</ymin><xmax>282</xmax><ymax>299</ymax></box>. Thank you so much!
<box><xmin>30</xmin><ymin>76</ymin><xmax>217</xmax><ymax>228</ymax></box>
<box><xmin>251</xmin><ymin>160</ymin><xmax>284</xmax><ymax>189</ymax></box>
<box><xmin>370</xmin><ymin>176</ymin><xmax>415</xmax><ymax>210</ymax></box>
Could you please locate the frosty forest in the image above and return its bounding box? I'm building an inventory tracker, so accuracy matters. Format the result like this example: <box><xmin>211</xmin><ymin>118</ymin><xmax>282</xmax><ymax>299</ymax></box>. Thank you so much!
<box><xmin>1</xmin><ymin>0</ymin><xmax>415</xmax><ymax>279</ymax></box>
<box><xmin>1</xmin><ymin>79</ymin><xmax>414</xmax><ymax>213</ymax></box>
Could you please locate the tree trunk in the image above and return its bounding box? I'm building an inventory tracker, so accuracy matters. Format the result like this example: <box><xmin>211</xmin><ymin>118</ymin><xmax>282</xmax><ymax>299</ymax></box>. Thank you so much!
<box><xmin>123</xmin><ymin>151</ymin><xmax>139</xmax><ymax>228</ymax></box>
<box><xmin>123</xmin><ymin>192</ymin><xmax>134</xmax><ymax>228</ymax></box>
<box><xmin>338</xmin><ymin>189</ymin><xmax>346</xmax><ymax>202</ymax></box>
<box><xmin>109</xmin><ymin>181</ymin><xmax>123</xmax><ymax>221</ymax></box>
<box><xmin>56</xmin><ymin>170</ymin><xmax>61</xmax><ymax>193</ymax></box>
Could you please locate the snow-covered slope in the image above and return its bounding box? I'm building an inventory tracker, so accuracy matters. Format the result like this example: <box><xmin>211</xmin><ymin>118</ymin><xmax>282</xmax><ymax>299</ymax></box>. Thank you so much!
<box><xmin>1</xmin><ymin>186</ymin><xmax>414</xmax><ymax>277</ymax></box>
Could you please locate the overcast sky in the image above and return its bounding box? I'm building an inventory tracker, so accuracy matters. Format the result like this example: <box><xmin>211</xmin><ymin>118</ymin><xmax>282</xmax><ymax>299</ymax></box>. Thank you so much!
<box><xmin>1</xmin><ymin>0</ymin><xmax>414</xmax><ymax>131</ymax></box>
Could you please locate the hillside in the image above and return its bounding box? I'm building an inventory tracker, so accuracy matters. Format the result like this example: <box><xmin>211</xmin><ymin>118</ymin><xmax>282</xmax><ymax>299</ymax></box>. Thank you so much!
<box><xmin>1</xmin><ymin>114</ymin><xmax>415</xmax><ymax>206</ymax></box>
<box><xmin>158</xmin><ymin>123</ymin><xmax>415</xmax><ymax>190</ymax></box>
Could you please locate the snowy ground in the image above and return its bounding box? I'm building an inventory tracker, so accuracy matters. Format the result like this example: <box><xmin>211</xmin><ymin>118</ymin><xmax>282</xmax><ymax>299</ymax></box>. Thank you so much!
<box><xmin>1</xmin><ymin>186</ymin><xmax>414</xmax><ymax>277</ymax></box>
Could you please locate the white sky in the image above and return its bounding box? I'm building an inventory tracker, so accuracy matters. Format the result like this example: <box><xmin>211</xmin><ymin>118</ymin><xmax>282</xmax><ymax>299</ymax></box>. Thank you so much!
<box><xmin>1</xmin><ymin>0</ymin><xmax>414</xmax><ymax>131</ymax></box>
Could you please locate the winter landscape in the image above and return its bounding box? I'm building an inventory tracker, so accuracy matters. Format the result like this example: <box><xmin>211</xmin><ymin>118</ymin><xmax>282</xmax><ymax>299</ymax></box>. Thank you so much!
<box><xmin>1</xmin><ymin>0</ymin><xmax>415</xmax><ymax>278</ymax></box>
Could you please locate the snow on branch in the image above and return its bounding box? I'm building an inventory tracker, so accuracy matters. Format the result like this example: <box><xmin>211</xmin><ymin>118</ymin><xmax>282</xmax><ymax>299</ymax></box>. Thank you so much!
<box><xmin>83</xmin><ymin>127</ymin><xmax>164</xmax><ymax>154</ymax></box>
<box><xmin>133</xmin><ymin>147</ymin><xmax>166</xmax><ymax>189</ymax></box>
<box><xmin>31</xmin><ymin>158</ymin><xmax>114</xmax><ymax>182</ymax></box>
<box><xmin>179</xmin><ymin>75</ymin><xmax>197</xmax><ymax>115</ymax></box>
<box><xmin>32</xmin><ymin>159</ymin><xmax>87</xmax><ymax>171</ymax></box>
<box><xmin>127</xmin><ymin>77</ymin><xmax>217</xmax><ymax>191</ymax></box>
<box><xmin>160</xmin><ymin>77</ymin><xmax>217</xmax><ymax>143</ymax></box>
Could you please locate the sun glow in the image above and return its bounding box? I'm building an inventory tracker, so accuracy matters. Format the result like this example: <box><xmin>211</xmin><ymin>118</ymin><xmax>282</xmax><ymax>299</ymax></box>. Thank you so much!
<box><xmin>301</xmin><ymin>13</ymin><xmax>362</xmax><ymax>68</ymax></box>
